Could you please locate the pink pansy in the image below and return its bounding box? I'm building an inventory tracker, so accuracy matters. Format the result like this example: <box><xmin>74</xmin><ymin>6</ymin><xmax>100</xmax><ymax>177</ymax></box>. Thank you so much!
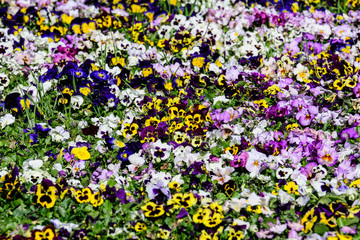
<box><xmin>317</xmin><ymin>143</ymin><xmax>338</xmax><ymax>167</ymax></box>
<box><xmin>230</xmin><ymin>151</ymin><xmax>248</xmax><ymax>168</ymax></box>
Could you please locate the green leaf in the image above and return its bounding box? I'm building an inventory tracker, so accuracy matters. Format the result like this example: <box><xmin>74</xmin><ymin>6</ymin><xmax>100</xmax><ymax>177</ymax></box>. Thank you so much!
<box><xmin>56</xmin><ymin>206</ymin><xmax>66</xmax><ymax>218</ymax></box>
<box><xmin>13</xmin><ymin>206</ymin><xmax>24</xmax><ymax>219</ymax></box>
<box><xmin>314</xmin><ymin>223</ymin><xmax>329</xmax><ymax>235</ymax></box>
<box><xmin>337</xmin><ymin>217</ymin><xmax>359</xmax><ymax>228</ymax></box>
<box><xmin>165</xmin><ymin>217</ymin><xmax>172</xmax><ymax>226</ymax></box>
<box><xmin>352</xmin><ymin>235</ymin><xmax>360</xmax><ymax>240</ymax></box>
<box><xmin>107</xmin><ymin>179</ymin><xmax>117</xmax><ymax>188</ymax></box>
<box><xmin>50</xmin><ymin>169</ymin><xmax>58</xmax><ymax>177</ymax></box>
<box><xmin>214</xmin><ymin>101</ymin><xmax>223</xmax><ymax>109</ymax></box>
<box><xmin>318</xmin><ymin>197</ymin><xmax>331</xmax><ymax>205</ymax></box>
<box><xmin>94</xmin><ymin>221</ymin><xmax>103</xmax><ymax>234</ymax></box>
<box><xmin>232</xmin><ymin>192</ymin><xmax>241</xmax><ymax>199</ymax></box>
<box><xmin>103</xmin><ymin>200</ymin><xmax>112</xmax><ymax>213</ymax></box>
<box><xmin>216</xmin><ymin>193</ymin><xmax>227</xmax><ymax>200</ymax></box>
<box><xmin>84</xmin><ymin>204</ymin><xmax>94</xmax><ymax>212</ymax></box>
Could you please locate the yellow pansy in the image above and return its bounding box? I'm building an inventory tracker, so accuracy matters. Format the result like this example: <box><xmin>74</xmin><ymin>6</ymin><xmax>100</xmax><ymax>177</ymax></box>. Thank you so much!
<box><xmin>71</xmin><ymin>146</ymin><xmax>91</xmax><ymax>160</ymax></box>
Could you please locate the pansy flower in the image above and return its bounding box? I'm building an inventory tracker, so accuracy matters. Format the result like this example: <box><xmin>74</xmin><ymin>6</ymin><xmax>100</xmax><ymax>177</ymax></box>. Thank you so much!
<box><xmin>91</xmin><ymin>68</ymin><xmax>111</xmax><ymax>82</ymax></box>
<box><xmin>221</xmin><ymin>180</ymin><xmax>237</xmax><ymax>196</ymax></box>
<box><xmin>122</xmin><ymin>123</ymin><xmax>139</xmax><ymax>139</ymax></box>
<box><xmin>141</xmin><ymin>201</ymin><xmax>165</xmax><ymax>218</ymax></box>
<box><xmin>203</xmin><ymin>212</ymin><xmax>224</xmax><ymax>228</ymax></box>
<box><xmin>167</xmin><ymin>192</ymin><xmax>197</xmax><ymax>209</ymax></box>
<box><xmin>157</xmin><ymin>227</ymin><xmax>171</xmax><ymax>239</ymax></box>
<box><xmin>0</xmin><ymin>175</ymin><xmax>21</xmax><ymax>200</ymax></box>
<box><xmin>193</xmin><ymin>207</ymin><xmax>212</xmax><ymax>224</ymax></box>
<box><xmin>150</xmin><ymin>139</ymin><xmax>172</xmax><ymax>160</ymax></box>
<box><xmin>301</xmin><ymin>208</ymin><xmax>318</xmax><ymax>233</ymax></box>
<box><xmin>74</xmin><ymin>187</ymin><xmax>93</xmax><ymax>204</ymax></box>
<box><xmin>228</xmin><ymin>228</ymin><xmax>244</xmax><ymax>240</ymax></box>
<box><xmin>31</xmin><ymin>225</ymin><xmax>57</xmax><ymax>240</ymax></box>
<box><xmin>134</xmin><ymin>222</ymin><xmax>147</xmax><ymax>232</ymax></box>
<box><xmin>317</xmin><ymin>143</ymin><xmax>338</xmax><ymax>167</ymax></box>
<box><xmin>90</xmin><ymin>191</ymin><xmax>104</xmax><ymax>207</ymax></box>
<box><xmin>70</xmin><ymin>18</ymin><xmax>96</xmax><ymax>34</ymax></box>
<box><xmin>71</xmin><ymin>146</ymin><xmax>90</xmax><ymax>160</ymax></box>
<box><xmin>35</xmin><ymin>182</ymin><xmax>58</xmax><ymax>208</ymax></box>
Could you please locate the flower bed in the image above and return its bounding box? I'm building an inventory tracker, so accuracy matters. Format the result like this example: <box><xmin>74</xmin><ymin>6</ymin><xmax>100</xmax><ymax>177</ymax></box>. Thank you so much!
<box><xmin>1</xmin><ymin>0</ymin><xmax>360</xmax><ymax>239</ymax></box>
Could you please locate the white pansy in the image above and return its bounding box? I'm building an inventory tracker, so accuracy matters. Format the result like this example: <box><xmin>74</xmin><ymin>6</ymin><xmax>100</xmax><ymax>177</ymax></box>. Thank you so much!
<box><xmin>0</xmin><ymin>113</ymin><xmax>15</xmax><ymax>129</ymax></box>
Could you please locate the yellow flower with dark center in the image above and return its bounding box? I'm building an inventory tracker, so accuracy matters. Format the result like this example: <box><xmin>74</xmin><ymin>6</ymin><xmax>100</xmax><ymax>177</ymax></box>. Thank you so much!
<box><xmin>203</xmin><ymin>212</ymin><xmax>224</xmax><ymax>228</ymax></box>
<box><xmin>199</xmin><ymin>230</ymin><xmax>217</xmax><ymax>240</ymax></box>
<box><xmin>90</xmin><ymin>191</ymin><xmax>104</xmax><ymax>207</ymax></box>
<box><xmin>193</xmin><ymin>208</ymin><xmax>212</xmax><ymax>224</ymax></box>
<box><xmin>173</xmin><ymin>132</ymin><xmax>187</xmax><ymax>144</ymax></box>
<box><xmin>157</xmin><ymin>229</ymin><xmax>171</xmax><ymax>239</ymax></box>
<box><xmin>185</xmin><ymin>123</ymin><xmax>197</xmax><ymax>133</ymax></box>
<box><xmin>50</xmin><ymin>26</ymin><xmax>67</xmax><ymax>36</ymax></box>
<box><xmin>193</xmin><ymin>114</ymin><xmax>203</xmax><ymax>125</ymax></box>
<box><xmin>264</xmin><ymin>84</ymin><xmax>280</xmax><ymax>95</ymax></box>
<box><xmin>284</xmin><ymin>181</ymin><xmax>299</xmax><ymax>195</ymax></box>
<box><xmin>102</xmin><ymin>15</ymin><xmax>112</xmax><ymax>28</ymax></box>
<box><xmin>247</xmin><ymin>205</ymin><xmax>262</xmax><ymax>214</ymax></box>
<box><xmin>59</xmin><ymin>98</ymin><xmax>68</xmax><ymax>105</ymax></box>
<box><xmin>111</xmin><ymin>57</ymin><xmax>125</xmax><ymax>67</ymax></box>
<box><xmin>123</xmin><ymin>123</ymin><xmax>139</xmax><ymax>138</ymax></box>
<box><xmin>167</xmin><ymin>192</ymin><xmax>197</xmax><ymax>209</ymax></box>
<box><xmin>142</xmin><ymin>67</ymin><xmax>153</xmax><ymax>77</ymax></box>
<box><xmin>253</xmin><ymin>99</ymin><xmax>269</xmax><ymax>110</ymax></box>
<box><xmin>169</xmin><ymin>181</ymin><xmax>181</xmax><ymax>191</ymax></box>
<box><xmin>301</xmin><ymin>208</ymin><xmax>317</xmax><ymax>233</ymax></box>
<box><xmin>145</xmin><ymin>117</ymin><xmax>160</xmax><ymax>128</ymax></box>
<box><xmin>2</xmin><ymin>178</ymin><xmax>21</xmax><ymax>199</ymax></box>
<box><xmin>195</xmin><ymin>88</ymin><xmax>204</xmax><ymax>96</ymax></box>
<box><xmin>141</xmin><ymin>202</ymin><xmax>165</xmax><ymax>217</ymax></box>
<box><xmin>210</xmin><ymin>202</ymin><xmax>223</xmax><ymax>213</ymax></box>
<box><xmin>134</xmin><ymin>222</ymin><xmax>147</xmax><ymax>232</ymax></box>
<box><xmin>157</xmin><ymin>39</ymin><xmax>166</xmax><ymax>48</ymax></box>
<box><xmin>0</xmin><ymin>173</ymin><xmax>9</xmax><ymax>183</ymax></box>
<box><xmin>191</xmin><ymin>136</ymin><xmax>202</xmax><ymax>148</ymax></box>
<box><xmin>178</xmin><ymin>109</ymin><xmax>186</xmax><ymax>118</ymax></box>
<box><xmin>286</xmin><ymin>123</ymin><xmax>299</xmax><ymax>131</ymax></box>
<box><xmin>152</xmin><ymin>98</ymin><xmax>163</xmax><ymax>111</ymax></box>
<box><xmin>315</xmin><ymin>67</ymin><xmax>327</xmax><ymax>78</ymax></box>
<box><xmin>36</xmin><ymin>185</ymin><xmax>58</xmax><ymax>208</ymax></box>
<box><xmin>333</xmin><ymin>79</ymin><xmax>346</xmax><ymax>91</ymax></box>
<box><xmin>228</xmin><ymin>228</ymin><xmax>244</xmax><ymax>240</ymax></box>
<box><xmin>71</xmin><ymin>146</ymin><xmax>90</xmax><ymax>160</ymax></box>
<box><xmin>206</xmin><ymin>112</ymin><xmax>213</xmax><ymax>123</ymax></box>
<box><xmin>166</xmin><ymin>97</ymin><xmax>180</xmax><ymax>107</ymax></box>
<box><xmin>168</xmin><ymin>106</ymin><xmax>179</xmax><ymax>119</ymax></box>
<box><xmin>75</xmin><ymin>187</ymin><xmax>92</xmax><ymax>203</ymax></box>
<box><xmin>224</xmin><ymin>145</ymin><xmax>239</xmax><ymax>155</ymax></box>
<box><xmin>184</xmin><ymin>115</ymin><xmax>194</xmax><ymax>126</ymax></box>
<box><xmin>345</xmin><ymin>78</ymin><xmax>357</xmax><ymax>88</ymax></box>
<box><xmin>62</xmin><ymin>88</ymin><xmax>74</xmax><ymax>96</ymax></box>
<box><xmin>192</xmin><ymin>57</ymin><xmax>205</xmax><ymax>68</ymax></box>
<box><xmin>32</xmin><ymin>226</ymin><xmax>56</xmax><ymax>240</ymax></box>
<box><xmin>319</xmin><ymin>212</ymin><xmax>337</xmax><ymax>228</ymax></box>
